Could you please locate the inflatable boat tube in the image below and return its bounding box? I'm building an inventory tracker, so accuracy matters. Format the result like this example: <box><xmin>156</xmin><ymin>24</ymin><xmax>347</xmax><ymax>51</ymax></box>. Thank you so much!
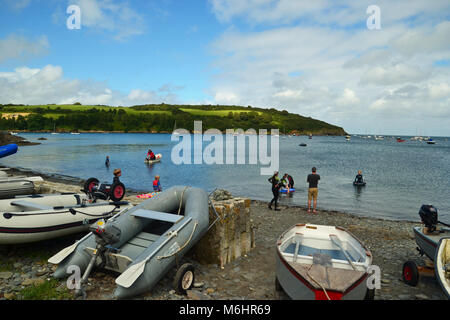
<box><xmin>280</xmin><ymin>188</ymin><xmax>295</xmax><ymax>193</ymax></box>
<box><xmin>0</xmin><ymin>144</ymin><xmax>18</xmax><ymax>159</ymax></box>
<box><xmin>145</xmin><ymin>153</ymin><xmax>162</xmax><ymax>164</ymax></box>
<box><xmin>50</xmin><ymin>186</ymin><xmax>210</xmax><ymax>299</ymax></box>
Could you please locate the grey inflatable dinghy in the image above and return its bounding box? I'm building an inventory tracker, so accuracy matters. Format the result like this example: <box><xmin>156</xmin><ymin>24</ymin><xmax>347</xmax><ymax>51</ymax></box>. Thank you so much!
<box><xmin>49</xmin><ymin>186</ymin><xmax>215</xmax><ymax>299</ymax></box>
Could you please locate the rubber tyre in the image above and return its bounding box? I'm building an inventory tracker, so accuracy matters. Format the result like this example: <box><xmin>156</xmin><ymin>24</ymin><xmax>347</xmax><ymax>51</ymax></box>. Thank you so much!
<box><xmin>173</xmin><ymin>263</ymin><xmax>195</xmax><ymax>295</ymax></box>
<box><xmin>402</xmin><ymin>260</ymin><xmax>419</xmax><ymax>286</ymax></box>
<box><xmin>110</xmin><ymin>182</ymin><xmax>126</xmax><ymax>201</ymax></box>
<box><xmin>84</xmin><ymin>177</ymin><xmax>99</xmax><ymax>193</ymax></box>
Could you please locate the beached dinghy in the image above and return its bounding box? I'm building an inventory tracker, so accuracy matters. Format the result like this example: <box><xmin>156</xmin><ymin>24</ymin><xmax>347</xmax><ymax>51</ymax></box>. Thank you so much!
<box><xmin>412</xmin><ymin>205</ymin><xmax>450</xmax><ymax>260</ymax></box>
<box><xmin>276</xmin><ymin>224</ymin><xmax>373</xmax><ymax>300</ymax></box>
<box><xmin>435</xmin><ymin>238</ymin><xmax>450</xmax><ymax>299</ymax></box>
<box><xmin>0</xmin><ymin>179</ymin><xmax>35</xmax><ymax>199</ymax></box>
<box><xmin>0</xmin><ymin>193</ymin><xmax>132</xmax><ymax>244</ymax></box>
<box><xmin>49</xmin><ymin>186</ymin><xmax>212</xmax><ymax>299</ymax></box>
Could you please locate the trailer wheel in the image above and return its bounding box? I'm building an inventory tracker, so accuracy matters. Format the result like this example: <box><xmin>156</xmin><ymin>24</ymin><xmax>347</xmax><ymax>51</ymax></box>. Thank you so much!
<box><xmin>173</xmin><ymin>263</ymin><xmax>195</xmax><ymax>295</ymax></box>
<box><xmin>402</xmin><ymin>260</ymin><xmax>419</xmax><ymax>286</ymax></box>
<box><xmin>110</xmin><ymin>182</ymin><xmax>126</xmax><ymax>201</ymax></box>
<box><xmin>84</xmin><ymin>177</ymin><xmax>99</xmax><ymax>193</ymax></box>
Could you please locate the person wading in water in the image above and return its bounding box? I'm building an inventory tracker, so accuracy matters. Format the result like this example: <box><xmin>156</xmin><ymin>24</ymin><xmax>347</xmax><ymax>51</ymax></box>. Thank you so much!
<box><xmin>268</xmin><ymin>171</ymin><xmax>282</xmax><ymax>211</ymax></box>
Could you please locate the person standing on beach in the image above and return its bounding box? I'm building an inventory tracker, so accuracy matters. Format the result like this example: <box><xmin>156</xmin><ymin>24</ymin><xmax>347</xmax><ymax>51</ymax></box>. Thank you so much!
<box><xmin>113</xmin><ymin>168</ymin><xmax>122</xmax><ymax>184</ymax></box>
<box><xmin>268</xmin><ymin>171</ymin><xmax>282</xmax><ymax>211</ymax></box>
<box><xmin>307</xmin><ymin>167</ymin><xmax>320</xmax><ymax>214</ymax></box>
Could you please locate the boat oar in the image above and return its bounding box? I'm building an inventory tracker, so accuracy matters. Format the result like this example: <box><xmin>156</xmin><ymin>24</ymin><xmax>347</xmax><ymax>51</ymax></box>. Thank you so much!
<box><xmin>329</xmin><ymin>234</ymin><xmax>357</xmax><ymax>271</ymax></box>
<box><xmin>48</xmin><ymin>232</ymin><xmax>93</xmax><ymax>264</ymax></box>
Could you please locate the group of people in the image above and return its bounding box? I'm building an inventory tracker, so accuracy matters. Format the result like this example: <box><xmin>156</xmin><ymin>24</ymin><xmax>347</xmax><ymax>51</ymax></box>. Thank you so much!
<box><xmin>269</xmin><ymin>168</ymin><xmax>364</xmax><ymax>214</ymax></box>
<box><xmin>105</xmin><ymin>146</ymin><xmax>163</xmax><ymax>194</ymax></box>
<box><xmin>268</xmin><ymin>172</ymin><xmax>295</xmax><ymax>211</ymax></box>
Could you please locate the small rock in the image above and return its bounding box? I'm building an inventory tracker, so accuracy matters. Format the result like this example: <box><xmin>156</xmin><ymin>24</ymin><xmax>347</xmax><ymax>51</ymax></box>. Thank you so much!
<box><xmin>169</xmin><ymin>290</ymin><xmax>176</xmax><ymax>295</ymax></box>
<box><xmin>186</xmin><ymin>290</ymin><xmax>204</xmax><ymax>300</ymax></box>
<box><xmin>4</xmin><ymin>293</ymin><xmax>15</xmax><ymax>300</ymax></box>
<box><xmin>415</xmin><ymin>294</ymin><xmax>429</xmax><ymax>300</ymax></box>
<box><xmin>13</xmin><ymin>262</ymin><xmax>22</xmax><ymax>269</ymax></box>
<box><xmin>0</xmin><ymin>272</ymin><xmax>13</xmax><ymax>280</ymax></box>
<box><xmin>206</xmin><ymin>288</ymin><xmax>215</xmax><ymax>294</ymax></box>
<box><xmin>398</xmin><ymin>294</ymin><xmax>410</xmax><ymax>300</ymax></box>
<box><xmin>193</xmin><ymin>282</ymin><xmax>204</xmax><ymax>288</ymax></box>
<box><xmin>381</xmin><ymin>279</ymin><xmax>391</xmax><ymax>284</ymax></box>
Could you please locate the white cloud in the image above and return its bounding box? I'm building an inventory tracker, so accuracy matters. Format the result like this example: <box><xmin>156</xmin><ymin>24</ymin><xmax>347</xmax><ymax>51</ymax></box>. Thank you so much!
<box><xmin>67</xmin><ymin>0</ymin><xmax>147</xmax><ymax>40</ymax></box>
<box><xmin>0</xmin><ymin>65</ymin><xmax>181</xmax><ymax>106</ymax></box>
<box><xmin>0</xmin><ymin>34</ymin><xmax>49</xmax><ymax>63</ymax></box>
<box><xmin>206</xmin><ymin>0</ymin><xmax>450</xmax><ymax>135</ymax></box>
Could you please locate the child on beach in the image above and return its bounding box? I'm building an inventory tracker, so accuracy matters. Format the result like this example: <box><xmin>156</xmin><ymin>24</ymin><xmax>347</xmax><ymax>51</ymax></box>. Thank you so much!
<box><xmin>113</xmin><ymin>168</ymin><xmax>121</xmax><ymax>184</ymax></box>
<box><xmin>153</xmin><ymin>175</ymin><xmax>162</xmax><ymax>192</ymax></box>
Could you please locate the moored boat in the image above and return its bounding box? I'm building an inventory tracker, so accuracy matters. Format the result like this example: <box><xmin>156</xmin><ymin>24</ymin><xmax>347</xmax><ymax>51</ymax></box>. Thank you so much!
<box><xmin>275</xmin><ymin>223</ymin><xmax>373</xmax><ymax>300</ymax></box>
<box><xmin>0</xmin><ymin>193</ymin><xmax>132</xmax><ymax>244</ymax></box>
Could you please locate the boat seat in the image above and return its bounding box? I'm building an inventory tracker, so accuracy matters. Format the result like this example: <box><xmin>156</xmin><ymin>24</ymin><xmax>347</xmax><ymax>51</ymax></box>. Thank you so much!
<box><xmin>131</xmin><ymin>209</ymin><xmax>183</xmax><ymax>224</ymax></box>
<box><xmin>10</xmin><ymin>200</ymin><xmax>53</xmax><ymax>211</ymax></box>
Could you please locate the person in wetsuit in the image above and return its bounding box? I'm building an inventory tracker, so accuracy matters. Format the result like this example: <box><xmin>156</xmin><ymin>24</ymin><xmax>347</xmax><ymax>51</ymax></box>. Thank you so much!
<box><xmin>105</xmin><ymin>156</ymin><xmax>110</xmax><ymax>167</ymax></box>
<box><xmin>354</xmin><ymin>170</ymin><xmax>364</xmax><ymax>184</ymax></box>
<box><xmin>268</xmin><ymin>171</ymin><xmax>282</xmax><ymax>211</ymax></box>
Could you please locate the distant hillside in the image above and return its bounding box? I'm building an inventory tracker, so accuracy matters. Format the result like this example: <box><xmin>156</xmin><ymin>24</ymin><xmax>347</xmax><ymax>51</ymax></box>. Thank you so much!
<box><xmin>0</xmin><ymin>103</ymin><xmax>347</xmax><ymax>135</ymax></box>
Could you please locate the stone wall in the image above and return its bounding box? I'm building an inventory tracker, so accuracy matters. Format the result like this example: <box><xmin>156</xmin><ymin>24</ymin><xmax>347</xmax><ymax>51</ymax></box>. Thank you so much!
<box><xmin>191</xmin><ymin>197</ymin><xmax>256</xmax><ymax>267</ymax></box>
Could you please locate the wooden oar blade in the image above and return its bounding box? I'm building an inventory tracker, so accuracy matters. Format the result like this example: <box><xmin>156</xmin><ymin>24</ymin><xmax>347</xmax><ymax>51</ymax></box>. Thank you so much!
<box><xmin>115</xmin><ymin>261</ymin><xmax>146</xmax><ymax>288</ymax></box>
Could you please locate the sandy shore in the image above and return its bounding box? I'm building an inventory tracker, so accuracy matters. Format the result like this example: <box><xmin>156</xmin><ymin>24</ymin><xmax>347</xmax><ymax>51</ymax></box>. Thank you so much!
<box><xmin>0</xmin><ymin>167</ymin><xmax>447</xmax><ymax>300</ymax></box>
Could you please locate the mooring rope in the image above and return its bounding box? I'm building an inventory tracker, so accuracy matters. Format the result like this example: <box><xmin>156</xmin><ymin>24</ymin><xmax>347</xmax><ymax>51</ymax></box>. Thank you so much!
<box><xmin>156</xmin><ymin>220</ymin><xmax>198</xmax><ymax>260</ymax></box>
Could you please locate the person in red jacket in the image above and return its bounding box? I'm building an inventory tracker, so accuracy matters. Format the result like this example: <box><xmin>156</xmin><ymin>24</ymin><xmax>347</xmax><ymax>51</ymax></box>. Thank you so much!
<box><xmin>152</xmin><ymin>175</ymin><xmax>162</xmax><ymax>192</ymax></box>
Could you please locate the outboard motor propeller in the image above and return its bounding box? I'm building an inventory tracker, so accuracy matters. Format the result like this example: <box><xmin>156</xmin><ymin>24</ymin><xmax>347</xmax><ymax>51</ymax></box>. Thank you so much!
<box><xmin>75</xmin><ymin>219</ymin><xmax>121</xmax><ymax>298</ymax></box>
<box><xmin>419</xmin><ymin>204</ymin><xmax>438</xmax><ymax>232</ymax></box>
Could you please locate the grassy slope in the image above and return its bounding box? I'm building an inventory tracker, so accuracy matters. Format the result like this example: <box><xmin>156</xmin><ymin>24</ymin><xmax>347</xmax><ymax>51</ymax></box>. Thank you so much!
<box><xmin>0</xmin><ymin>104</ymin><xmax>347</xmax><ymax>134</ymax></box>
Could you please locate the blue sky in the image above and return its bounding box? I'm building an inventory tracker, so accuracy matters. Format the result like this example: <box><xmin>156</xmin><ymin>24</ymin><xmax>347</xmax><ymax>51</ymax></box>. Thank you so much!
<box><xmin>0</xmin><ymin>0</ymin><xmax>449</xmax><ymax>135</ymax></box>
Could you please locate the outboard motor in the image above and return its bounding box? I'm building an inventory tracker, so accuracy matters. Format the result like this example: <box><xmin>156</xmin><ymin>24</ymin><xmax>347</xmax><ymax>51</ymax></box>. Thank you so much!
<box><xmin>75</xmin><ymin>219</ymin><xmax>121</xmax><ymax>298</ymax></box>
<box><xmin>419</xmin><ymin>204</ymin><xmax>438</xmax><ymax>232</ymax></box>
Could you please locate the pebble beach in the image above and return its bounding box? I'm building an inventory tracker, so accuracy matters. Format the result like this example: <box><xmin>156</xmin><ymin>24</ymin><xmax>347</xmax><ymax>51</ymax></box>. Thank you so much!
<box><xmin>0</xmin><ymin>168</ymin><xmax>447</xmax><ymax>300</ymax></box>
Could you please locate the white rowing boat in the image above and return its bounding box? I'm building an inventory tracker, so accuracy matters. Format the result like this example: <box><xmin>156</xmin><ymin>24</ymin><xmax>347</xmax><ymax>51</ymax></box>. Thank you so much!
<box><xmin>276</xmin><ymin>223</ymin><xmax>373</xmax><ymax>300</ymax></box>
<box><xmin>435</xmin><ymin>237</ymin><xmax>450</xmax><ymax>299</ymax></box>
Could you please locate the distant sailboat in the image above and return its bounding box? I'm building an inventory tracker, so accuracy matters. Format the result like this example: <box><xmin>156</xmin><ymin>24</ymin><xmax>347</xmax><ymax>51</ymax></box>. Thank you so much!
<box><xmin>51</xmin><ymin>123</ymin><xmax>59</xmax><ymax>135</ymax></box>
<box><xmin>172</xmin><ymin>120</ymin><xmax>179</xmax><ymax>135</ymax></box>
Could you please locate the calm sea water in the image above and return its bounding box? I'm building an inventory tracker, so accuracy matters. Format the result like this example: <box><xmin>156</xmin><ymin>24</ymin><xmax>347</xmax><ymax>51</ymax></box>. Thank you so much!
<box><xmin>1</xmin><ymin>133</ymin><xmax>449</xmax><ymax>222</ymax></box>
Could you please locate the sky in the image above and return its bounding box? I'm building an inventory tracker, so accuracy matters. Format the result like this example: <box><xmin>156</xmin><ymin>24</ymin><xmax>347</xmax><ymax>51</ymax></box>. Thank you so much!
<box><xmin>0</xmin><ymin>0</ymin><xmax>449</xmax><ymax>136</ymax></box>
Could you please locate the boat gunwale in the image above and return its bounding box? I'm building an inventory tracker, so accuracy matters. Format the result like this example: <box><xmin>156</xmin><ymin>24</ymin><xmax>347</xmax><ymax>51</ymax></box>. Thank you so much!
<box><xmin>276</xmin><ymin>224</ymin><xmax>372</xmax><ymax>297</ymax></box>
